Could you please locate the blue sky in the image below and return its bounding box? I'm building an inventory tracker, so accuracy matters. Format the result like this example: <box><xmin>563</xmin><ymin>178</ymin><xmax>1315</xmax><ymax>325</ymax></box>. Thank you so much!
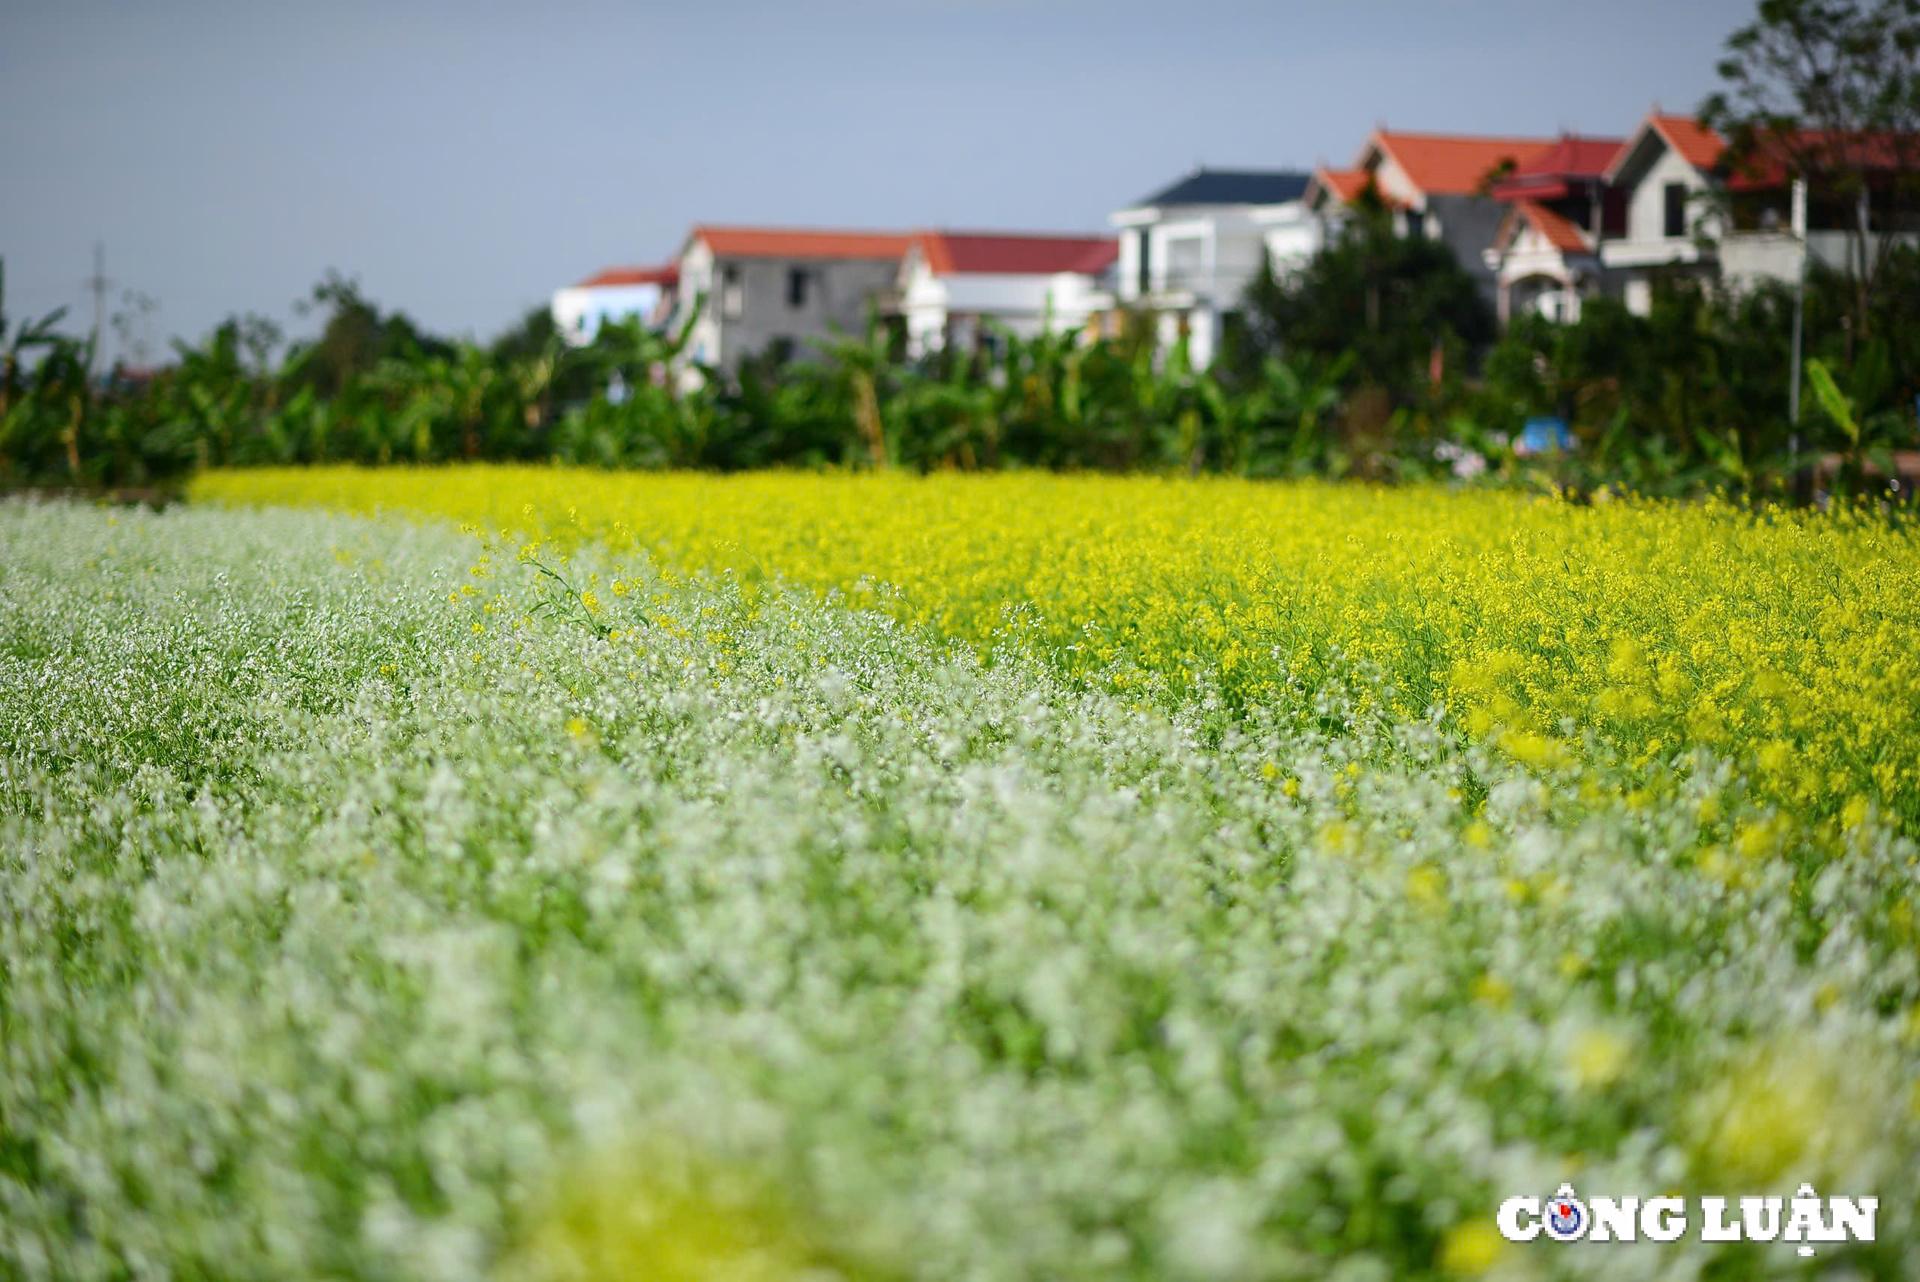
<box><xmin>2</xmin><ymin>0</ymin><xmax>1756</xmax><ymax>360</ymax></box>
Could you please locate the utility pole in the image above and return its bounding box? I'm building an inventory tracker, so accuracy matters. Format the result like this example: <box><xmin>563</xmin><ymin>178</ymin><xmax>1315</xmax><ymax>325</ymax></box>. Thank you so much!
<box><xmin>1788</xmin><ymin>178</ymin><xmax>1807</xmax><ymax>498</ymax></box>
<box><xmin>83</xmin><ymin>242</ymin><xmax>111</xmax><ymax>376</ymax></box>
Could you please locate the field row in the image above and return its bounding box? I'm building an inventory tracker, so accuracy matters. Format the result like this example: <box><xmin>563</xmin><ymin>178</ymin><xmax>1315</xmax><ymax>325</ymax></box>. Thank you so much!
<box><xmin>4</xmin><ymin>497</ymin><xmax>1919</xmax><ymax>1279</ymax></box>
<box><xmin>197</xmin><ymin>466</ymin><xmax>1920</xmax><ymax>835</ymax></box>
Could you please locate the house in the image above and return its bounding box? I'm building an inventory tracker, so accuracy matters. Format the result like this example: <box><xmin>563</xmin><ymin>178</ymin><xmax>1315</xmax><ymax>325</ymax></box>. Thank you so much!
<box><xmin>550</xmin><ymin>265</ymin><xmax>678</xmax><ymax>346</ymax></box>
<box><xmin>1598</xmin><ymin>114</ymin><xmax>1729</xmax><ymax>314</ymax></box>
<box><xmin>1109</xmin><ymin>167</ymin><xmax>1314</xmax><ymax>367</ymax></box>
<box><xmin>896</xmin><ymin>231</ymin><xmax>1118</xmax><ymax>358</ymax></box>
<box><xmin>667</xmin><ymin>225</ymin><xmax>913</xmax><ymax>376</ymax></box>
<box><xmin>1480</xmin><ymin>134</ymin><xmax>1626</xmax><ymax>323</ymax></box>
<box><xmin>1308</xmin><ymin>129</ymin><xmax>1556</xmax><ymax>299</ymax></box>
<box><xmin>1602</xmin><ymin>112</ymin><xmax>1920</xmax><ymax>313</ymax></box>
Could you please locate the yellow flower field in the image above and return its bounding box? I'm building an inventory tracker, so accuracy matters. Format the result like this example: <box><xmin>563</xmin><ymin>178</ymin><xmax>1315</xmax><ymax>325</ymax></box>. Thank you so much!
<box><xmin>194</xmin><ymin>465</ymin><xmax>1920</xmax><ymax>830</ymax></box>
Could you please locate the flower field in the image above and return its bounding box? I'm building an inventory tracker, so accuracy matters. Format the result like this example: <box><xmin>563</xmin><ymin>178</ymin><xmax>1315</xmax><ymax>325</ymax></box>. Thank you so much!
<box><xmin>4</xmin><ymin>472</ymin><xmax>1920</xmax><ymax>1280</ymax></box>
<box><xmin>197</xmin><ymin>466</ymin><xmax>1920</xmax><ymax>834</ymax></box>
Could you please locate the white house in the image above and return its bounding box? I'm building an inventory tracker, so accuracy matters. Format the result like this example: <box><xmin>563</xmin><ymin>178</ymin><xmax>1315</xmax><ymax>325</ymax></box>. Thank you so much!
<box><xmin>550</xmin><ymin>265</ymin><xmax>678</xmax><ymax>346</ymax></box>
<box><xmin>1598</xmin><ymin>114</ymin><xmax>1728</xmax><ymax>315</ymax></box>
<box><xmin>1604</xmin><ymin>112</ymin><xmax>1920</xmax><ymax>308</ymax></box>
<box><xmin>1484</xmin><ymin>203</ymin><xmax>1604</xmax><ymax>323</ymax></box>
<box><xmin>897</xmin><ymin>231</ymin><xmax>1117</xmax><ymax>357</ymax></box>
<box><xmin>1110</xmin><ymin>168</ymin><xmax>1313</xmax><ymax>368</ymax></box>
<box><xmin>1478</xmin><ymin>135</ymin><xmax>1626</xmax><ymax>324</ymax></box>
<box><xmin>1252</xmin><ymin>198</ymin><xmax>1340</xmax><ymax>283</ymax></box>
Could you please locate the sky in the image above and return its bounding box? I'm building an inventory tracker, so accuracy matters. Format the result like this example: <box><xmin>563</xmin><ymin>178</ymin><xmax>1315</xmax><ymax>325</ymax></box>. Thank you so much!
<box><xmin>2</xmin><ymin>0</ymin><xmax>1757</xmax><ymax>364</ymax></box>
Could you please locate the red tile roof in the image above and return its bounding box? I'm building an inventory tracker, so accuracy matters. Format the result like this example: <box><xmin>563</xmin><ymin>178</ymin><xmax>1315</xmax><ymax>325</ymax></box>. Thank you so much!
<box><xmin>1725</xmin><ymin>128</ymin><xmax>1920</xmax><ymax>189</ymax></box>
<box><xmin>1497</xmin><ymin>200</ymin><xmax>1593</xmax><ymax>255</ymax></box>
<box><xmin>1512</xmin><ymin>134</ymin><xmax>1627</xmax><ymax>178</ymax></box>
<box><xmin>1368</xmin><ymin>130</ymin><xmax>1557</xmax><ymax>195</ymax></box>
<box><xmin>915</xmin><ymin>231</ymin><xmax>1117</xmax><ymax>276</ymax></box>
<box><xmin>573</xmin><ymin>265</ymin><xmax>679</xmax><ymax>289</ymax></box>
<box><xmin>1307</xmin><ymin>166</ymin><xmax>1410</xmax><ymax>210</ymax></box>
<box><xmin>1649</xmin><ymin>115</ymin><xmax>1726</xmax><ymax>171</ymax></box>
<box><xmin>1488</xmin><ymin>133</ymin><xmax>1626</xmax><ymax>201</ymax></box>
<box><xmin>1311</xmin><ymin>167</ymin><xmax>1373</xmax><ymax>204</ymax></box>
<box><xmin>691</xmin><ymin>225</ymin><xmax>913</xmax><ymax>261</ymax></box>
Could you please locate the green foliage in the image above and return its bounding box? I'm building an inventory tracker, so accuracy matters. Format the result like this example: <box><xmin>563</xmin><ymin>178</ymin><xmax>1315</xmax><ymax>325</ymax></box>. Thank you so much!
<box><xmin>1467</xmin><ymin>261</ymin><xmax>1920</xmax><ymax>496</ymax></box>
<box><xmin>5</xmin><ymin>240</ymin><xmax>1917</xmax><ymax>500</ymax></box>
<box><xmin>1239</xmin><ymin>202</ymin><xmax>1495</xmax><ymax>402</ymax></box>
<box><xmin>1807</xmin><ymin>357</ymin><xmax>1860</xmax><ymax>443</ymax></box>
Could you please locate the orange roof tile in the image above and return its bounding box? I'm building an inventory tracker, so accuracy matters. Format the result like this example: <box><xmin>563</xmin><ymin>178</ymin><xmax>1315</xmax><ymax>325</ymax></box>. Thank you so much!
<box><xmin>915</xmin><ymin>231</ymin><xmax>1117</xmax><ymax>276</ymax></box>
<box><xmin>573</xmin><ymin>264</ymin><xmax>678</xmax><ymax>289</ymax></box>
<box><xmin>1649</xmin><ymin>115</ymin><xmax>1726</xmax><ymax>171</ymax></box>
<box><xmin>691</xmin><ymin>225</ymin><xmax>913</xmax><ymax>261</ymax></box>
<box><xmin>1307</xmin><ymin>166</ymin><xmax>1409</xmax><ymax>210</ymax></box>
<box><xmin>1499</xmin><ymin>200</ymin><xmax>1592</xmax><ymax>255</ymax></box>
<box><xmin>1725</xmin><ymin>127</ymin><xmax>1920</xmax><ymax>189</ymax></box>
<box><xmin>1368</xmin><ymin>130</ymin><xmax>1556</xmax><ymax>195</ymax></box>
<box><xmin>1312</xmin><ymin>167</ymin><xmax>1373</xmax><ymax>203</ymax></box>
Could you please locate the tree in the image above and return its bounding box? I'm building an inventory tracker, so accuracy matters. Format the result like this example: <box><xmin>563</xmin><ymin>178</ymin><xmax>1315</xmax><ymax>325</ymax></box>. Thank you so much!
<box><xmin>1702</xmin><ymin>0</ymin><xmax>1920</xmax><ymax>342</ymax></box>
<box><xmin>287</xmin><ymin>271</ymin><xmax>451</xmax><ymax>398</ymax></box>
<box><xmin>1239</xmin><ymin>199</ymin><xmax>1494</xmax><ymax>403</ymax></box>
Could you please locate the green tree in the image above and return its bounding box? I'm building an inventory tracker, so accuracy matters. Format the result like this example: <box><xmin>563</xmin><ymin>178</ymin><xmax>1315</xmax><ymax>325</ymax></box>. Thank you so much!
<box><xmin>1240</xmin><ymin>200</ymin><xmax>1495</xmax><ymax>403</ymax></box>
<box><xmin>287</xmin><ymin>272</ymin><xmax>451</xmax><ymax>398</ymax></box>
<box><xmin>1701</xmin><ymin>0</ymin><xmax>1920</xmax><ymax>342</ymax></box>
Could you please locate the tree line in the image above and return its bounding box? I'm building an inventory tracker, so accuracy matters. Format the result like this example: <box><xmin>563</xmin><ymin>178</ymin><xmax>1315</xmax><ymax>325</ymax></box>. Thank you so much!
<box><xmin>3</xmin><ymin>0</ymin><xmax>1916</xmax><ymax>498</ymax></box>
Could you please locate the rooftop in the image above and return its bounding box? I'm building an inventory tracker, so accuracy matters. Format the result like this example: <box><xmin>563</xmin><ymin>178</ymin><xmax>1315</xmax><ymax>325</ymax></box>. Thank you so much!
<box><xmin>1489</xmin><ymin>134</ymin><xmax>1626</xmax><ymax>201</ymax></box>
<box><xmin>1127</xmin><ymin>168</ymin><xmax>1313</xmax><ymax>209</ymax></box>
<box><xmin>1498</xmin><ymin>200</ymin><xmax>1593</xmax><ymax>255</ymax></box>
<box><xmin>1649</xmin><ymin>114</ymin><xmax>1727</xmax><ymax>171</ymax></box>
<box><xmin>571</xmin><ymin>265</ymin><xmax>679</xmax><ymax>290</ymax></box>
<box><xmin>915</xmin><ymin>231</ymin><xmax>1117</xmax><ymax>276</ymax></box>
<box><xmin>1367</xmin><ymin>130</ymin><xmax>1557</xmax><ymax>195</ymax></box>
<box><xmin>690</xmin><ymin>225</ymin><xmax>914</xmax><ymax>261</ymax></box>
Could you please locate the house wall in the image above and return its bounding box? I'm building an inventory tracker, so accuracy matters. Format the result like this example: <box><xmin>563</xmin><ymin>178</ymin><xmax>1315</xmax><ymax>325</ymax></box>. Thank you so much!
<box><xmin>899</xmin><ymin>267</ymin><xmax>1105</xmax><ymax>356</ymax></box>
<box><xmin>1257</xmin><ymin>201</ymin><xmax>1329</xmax><ymax>278</ymax></box>
<box><xmin>1112</xmin><ymin>205</ymin><xmax>1273</xmax><ymax>308</ymax></box>
<box><xmin>671</xmin><ymin>247</ymin><xmax>900</xmax><ymax>374</ymax></box>
<box><xmin>550</xmin><ymin>283</ymin><xmax>663</xmax><ymax>346</ymax></box>
<box><xmin>1426</xmin><ymin>193</ymin><xmax>1508</xmax><ymax>301</ymax></box>
<box><xmin>1721</xmin><ymin>229</ymin><xmax>1920</xmax><ymax>293</ymax></box>
<box><xmin>673</xmin><ymin>241</ymin><xmax>722</xmax><ymax>373</ymax></box>
<box><xmin>1368</xmin><ymin>152</ymin><xmax>1420</xmax><ymax>208</ymax></box>
<box><xmin>1719</xmin><ymin>233</ymin><xmax>1805</xmax><ymax>294</ymax></box>
<box><xmin>723</xmin><ymin>255</ymin><xmax>899</xmax><ymax>367</ymax></box>
<box><xmin>1602</xmin><ymin>141</ymin><xmax>1721</xmax><ymax>316</ymax></box>
<box><xmin>1108</xmin><ymin>202</ymin><xmax>1283</xmax><ymax>368</ymax></box>
<box><xmin>1622</xmin><ymin>145</ymin><xmax>1719</xmax><ymax>246</ymax></box>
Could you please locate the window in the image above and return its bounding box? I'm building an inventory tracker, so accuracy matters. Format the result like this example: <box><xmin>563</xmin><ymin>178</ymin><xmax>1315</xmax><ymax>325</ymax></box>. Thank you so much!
<box><xmin>1664</xmin><ymin>183</ymin><xmax>1687</xmax><ymax>238</ymax></box>
<box><xmin>786</xmin><ymin>267</ymin><xmax>811</xmax><ymax>309</ymax></box>
<box><xmin>1136</xmin><ymin>229</ymin><xmax>1151</xmax><ymax>295</ymax></box>
<box><xmin>1404</xmin><ymin>208</ymin><xmax>1426</xmax><ymax>240</ymax></box>
<box><xmin>720</xmin><ymin>265</ymin><xmax>744</xmax><ymax>319</ymax></box>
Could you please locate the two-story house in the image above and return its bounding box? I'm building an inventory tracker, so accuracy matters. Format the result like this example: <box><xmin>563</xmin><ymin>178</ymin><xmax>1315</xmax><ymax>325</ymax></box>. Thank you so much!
<box><xmin>550</xmin><ymin>265</ymin><xmax>679</xmax><ymax>345</ymax></box>
<box><xmin>896</xmin><ymin>231</ymin><xmax>1117</xmax><ymax>358</ymax></box>
<box><xmin>1604</xmin><ymin>113</ymin><xmax>1920</xmax><ymax>307</ymax></box>
<box><xmin>1109</xmin><ymin>168</ymin><xmax>1313</xmax><ymax>368</ymax></box>
<box><xmin>669</xmin><ymin>225</ymin><xmax>912</xmax><ymax>377</ymax></box>
<box><xmin>1309</xmin><ymin>129</ymin><xmax>1556</xmax><ymax>301</ymax></box>
<box><xmin>1480</xmin><ymin>135</ymin><xmax>1625</xmax><ymax>323</ymax></box>
<box><xmin>1597</xmin><ymin>114</ymin><xmax>1728</xmax><ymax>315</ymax></box>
